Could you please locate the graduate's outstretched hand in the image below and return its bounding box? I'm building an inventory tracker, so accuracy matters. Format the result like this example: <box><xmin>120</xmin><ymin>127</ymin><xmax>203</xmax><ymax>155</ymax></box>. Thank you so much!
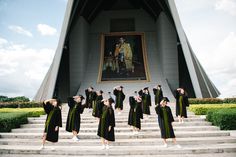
<box><xmin>55</xmin><ymin>126</ymin><xmax>59</xmax><ymax>131</ymax></box>
<box><xmin>109</xmin><ymin>126</ymin><xmax>112</xmax><ymax>132</ymax></box>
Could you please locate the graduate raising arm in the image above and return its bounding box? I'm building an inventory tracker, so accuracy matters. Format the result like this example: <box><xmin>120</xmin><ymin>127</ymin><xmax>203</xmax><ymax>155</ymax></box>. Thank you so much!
<box><xmin>113</xmin><ymin>86</ymin><xmax>125</xmax><ymax>115</ymax></box>
<box><xmin>174</xmin><ymin>88</ymin><xmax>189</xmax><ymax>123</ymax></box>
<box><xmin>139</xmin><ymin>87</ymin><xmax>151</xmax><ymax>118</ymax></box>
<box><xmin>155</xmin><ymin>97</ymin><xmax>181</xmax><ymax>148</ymax></box>
<box><xmin>66</xmin><ymin>95</ymin><xmax>86</xmax><ymax>141</ymax></box>
<box><xmin>128</xmin><ymin>91</ymin><xmax>143</xmax><ymax>135</ymax></box>
<box><xmin>97</xmin><ymin>97</ymin><xmax>115</xmax><ymax>150</ymax></box>
<box><xmin>40</xmin><ymin>98</ymin><xmax>62</xmax><ymax>150</ymax></box>
<box><xmin>92</xmin><ymin>90</ymin><xmax>103</xmax><ymax>119</ymax></box>
<box><xmin>153</xmin><ymin>85</ymin><xmax>163</xmax><ymax>106</ymax></box>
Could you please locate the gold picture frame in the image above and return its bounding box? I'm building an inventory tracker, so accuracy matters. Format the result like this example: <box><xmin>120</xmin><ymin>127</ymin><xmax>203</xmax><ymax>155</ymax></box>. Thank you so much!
<box><xmin>97</xmin><ymin>32</ymin><xmax>150</xmax><ymax>83</ymax></box>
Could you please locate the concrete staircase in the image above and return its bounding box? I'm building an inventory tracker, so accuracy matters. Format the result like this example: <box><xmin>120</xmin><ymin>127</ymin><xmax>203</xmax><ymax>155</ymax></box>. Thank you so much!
<box><xmin>0</xmin><ymin>103</ymin><xmax>236</xmax><ymax>157</ymax></box>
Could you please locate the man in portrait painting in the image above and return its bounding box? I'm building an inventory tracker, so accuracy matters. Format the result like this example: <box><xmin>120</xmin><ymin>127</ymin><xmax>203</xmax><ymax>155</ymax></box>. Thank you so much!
<box><xmin>114</xmin><ymin>37</ymin><xmax>134</xmax><ymax>75</ymax></box>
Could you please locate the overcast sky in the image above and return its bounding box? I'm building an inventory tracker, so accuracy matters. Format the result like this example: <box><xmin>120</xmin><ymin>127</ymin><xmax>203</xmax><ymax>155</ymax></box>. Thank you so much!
<box><xmin>0</xmin><ymin>0</ymin><xmax>235</xmax><ymax>99</ymax></box>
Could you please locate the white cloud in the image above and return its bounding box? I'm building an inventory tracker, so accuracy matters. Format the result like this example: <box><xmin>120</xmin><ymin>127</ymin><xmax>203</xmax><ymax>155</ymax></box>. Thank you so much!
<box><xmin>215</xmin><ymin>0</ymin><xmax>236</xmax><ymax>16</ymax></box>
<box><xmin>175</xmin><ymin>0</ymin><xmax>236</xmax><ymax>98</ymax></box>
<box><xmin>175</xmin><ymin>0</ymin><xmax>215</xmax><ymax>12</ymax></box>
<box><xmin>0</xmin><ymin>37</ymin><xmax>8</xmax><ymax>48</ymax></box>
<box><xmin>207</xmin><ymin>32</ymin><xmax>236</xmax><ymax>71</ymax></box>
<box><xmin>197</xmin><ymin>32</ymin><xmax>236</xmax><ymax>98</ymax></box>
<box><xmin>8</xmin><ymin>25</ymin><xmax>33</xmax><ymax>37</ymax></box>
<box><xmin>0</xmin><ymin>37</ymin><xmax>8</xmax><ymax>44</ymax></box>
<box><xmin>0</xmin><ymin>42</ymin><xmax>55</xmax><ymax>99</ymax></box>
<box><xmin>37</xmin><ymin>24</ymin><xmax>57</xmax><ymax>36</ymax></box>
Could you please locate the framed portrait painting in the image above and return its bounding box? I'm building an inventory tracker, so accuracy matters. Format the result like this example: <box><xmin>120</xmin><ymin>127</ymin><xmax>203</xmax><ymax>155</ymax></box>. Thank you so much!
<box><xmin>98</xmin><ymin>32</ymin><xmax>150</xmax><ymax>82</ymax></box>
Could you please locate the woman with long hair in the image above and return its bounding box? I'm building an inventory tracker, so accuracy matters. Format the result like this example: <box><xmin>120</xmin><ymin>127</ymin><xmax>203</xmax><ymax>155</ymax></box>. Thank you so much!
<box><xmin>40</xmin><ymin>98</ymin><xmax>62</xmax><ymax>149</ymax></box>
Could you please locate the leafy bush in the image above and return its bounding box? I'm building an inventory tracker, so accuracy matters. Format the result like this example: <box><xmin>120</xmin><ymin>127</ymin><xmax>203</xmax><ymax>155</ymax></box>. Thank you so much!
<box><xmin>0</xmin><ymin>96</ymin><xmax>30</xmax><ymax>102</ymax></box>
<box><xmin>0</xmin><ymin>102</ymin><xmax>42</xmax><ymax>108</ymax></box>
<box><xmin>189</xmin><ymin>98</ymin><xmax>223</xmax><ymax>104</ymax></box>
<box><xmin>206</xmin><ymin>109</ymin><xmax>218</xmax><ymax>122</ymax></box>
<box><xmin>207</xmin><ymin>108</ymin><xmax>236</xmax><ymax>130</ymax></box>
<box><xmin>223</xmin><ymin>98</ymin><xmax>236</xmax><ymax>104</ymax></box>
<box><xmin>189</xmin><ymin>104</ymin><xmax>236</xmax><ymax>115</ymax></box>
<box><xmin>0</xmin><ymin>96</ymin><xmax>8</xmax><ymax>101</ymax></box>
<box><xmin>0</xmin><ymin>108</ymin><xmax>45</xmax><ymax>132</ymax></box>
<box><xmin>0</xmin><ymin>112</ymin><xmax>28</xmax><ymax>132</ymax></box>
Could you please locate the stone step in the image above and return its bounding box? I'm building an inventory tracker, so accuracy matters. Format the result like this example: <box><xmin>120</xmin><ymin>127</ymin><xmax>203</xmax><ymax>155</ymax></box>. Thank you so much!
<box><xmin>50</xmin><ymin>113</ymin><xmax>196</xmax><ymax>118</ymax></box>
<box><xmin>60</xmin><ymin>107</ymin><xmax>195</xmax><ymax>112</ymax></box>
<box><xmin>27</xmin><ymin>118</ymin><xmax>205</xmax><ymax>124</ymax></box>
<box><xmin>0</xmin><ymin>131</ymin><xmax>230</xmax><ymax>139</ymax></box>
<box><xmin>58</xmin><ymin>111</ymin><xmax>196</xmax><ymax>116</ymax></box>
<box><xmin>20</xmin><ymin>121</ymin><xmax>213</xmax><ymax>128</ymax></box>
<box><xmin>0</xmin><ymin>137</ymin><xmax>235</xmax><ymax>146</ymax></box>
<box><xmin>1</xmin><ymin>153</ymin><xmax>236</xmax><ymax>157</ymax></box>
<box><xmin>58</xmin><ymin>108</ymin><xmax>195</xmax><ymax>113</ymax></box>
<box><xmin>37</xmin><ymin>114</ymin><xmax>199</xmax><ymax>120</ymax></box>
<box><xmin>11</xmin><ymin>126</ymin><xmax>220</xmax><ymax>133</ymax></box>
<box><xmin>0</xmin><ymin>144</ymin><xmax>236</xmax><ymax>155</ymax></box>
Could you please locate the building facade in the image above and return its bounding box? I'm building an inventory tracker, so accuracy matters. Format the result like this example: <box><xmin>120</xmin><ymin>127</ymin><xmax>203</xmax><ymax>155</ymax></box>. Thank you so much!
<box><xmin>34</xmin><ymin>0</ymin><xmax>220</xmax><ymax>102</ymax></box>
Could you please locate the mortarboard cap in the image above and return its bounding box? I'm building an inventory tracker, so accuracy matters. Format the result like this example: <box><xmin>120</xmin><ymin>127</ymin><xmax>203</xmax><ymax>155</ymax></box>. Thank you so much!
<box><xmin>108</xmin><ymin>97</ymin><xmax>115</xmax><ymax>104</ymax></box>
<box><xmin>162</xmin><ymin>97</ymin><xmax>170</xmax><ymax>102</ymax></box>
<box><xmin>79</xmin><ymin>95</ymin><xmax>85</xmax><ymax>100</ymax></box>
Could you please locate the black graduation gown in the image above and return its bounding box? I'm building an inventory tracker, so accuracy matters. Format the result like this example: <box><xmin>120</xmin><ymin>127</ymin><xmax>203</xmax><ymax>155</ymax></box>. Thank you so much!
<box><xmin>85</xmin><ymin>89</ymin><xmax>96</xmax><ymax>108</ymax></box>
<box><xmin>155</xmin><ymin>105</ymin><xmax>175</xmax><ymax>139</ymax></box>
<box><xmin>43</xmin><ymin>102</ymin><xmax>62</xmax><ymax>143</ymax></box>
<box><xmin>153</xmin><ymin>88</ymin><xmax>163</xmax><ymax>105</ymax></box>
<box><xmin>138</xmin><ymin>90</ymin><xmax>151</xmax><ymax>115</ymax></box>
<box><xmin>92</xmin><ymin>95</ymin><xmax>103</xmax><ymax>118</ymax></box>
<box><xmin>97</xmin><ymin>104</ymin><xmax>115</xmax><ymax>141</ymax></box>
<box><xmin>66</xmin><ymin>97</ymin><xmax>85</xmax><ymax>132</ymax></box>
<box><xmin>128</xmin><ymin>97</ymin><xmax>143</xmax><ymax>129</ymax></box>
<box><xmin>174</xmin><ymin>90</ymin><xmax>189</xmax><ymax>118</ymax></box>
<box><xmin>113</xmin><ymin>89</ymin><xmax>125</xmax><ymax>110</ymax></box>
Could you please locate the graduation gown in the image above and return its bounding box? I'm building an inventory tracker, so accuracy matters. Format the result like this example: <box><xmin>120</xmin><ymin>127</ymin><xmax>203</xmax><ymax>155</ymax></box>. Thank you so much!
<box><xmin>92</xmin><ymin>95</ymin><xmax>103</xmax><ymax>118</ymax></box>
<box><xmin>153</xmin><ymin>88</ymin><xmax>163</xmax><ymax>105</ymax></box>
<box><xmin>155</xmin><ymin>105</ymin><xmax>175</xmax><ymax>139</ymax></box>
<box><xmin>85</xmin><ymin>89</ymin><xmax>96</xmax><ymax>108</ymax></box>
<box><xmin>66</xmin><ymin>97</ymin><xmax>85</xmax><ymax>132</ymax></box>
<box><xmin>138</xmin><ymin>90</ymin><xmax>151</xmax><ymax>115</ymax></box>
<box><xmin>97</xmin><ymin>104</ymin><xmax>115</xmax><ymax>141</ymax></box>
<box><xmin>43</xmin><ymin>102</ymin><xmax>62</xmax><ymax>143</ymax></box>
<box><xmin>174</xmin><ymin>90</ymin><xmax>189</xmax><ymax>118</ymax></box>
<box><xmin>128</xmin><ymin>97</ymin><xmax>143</xmax><ymax>129</ymax></box>
<box><xmin>113</xmin><ymin>89</ymin><xmax>125</xmax><ymax>110</ymax></box>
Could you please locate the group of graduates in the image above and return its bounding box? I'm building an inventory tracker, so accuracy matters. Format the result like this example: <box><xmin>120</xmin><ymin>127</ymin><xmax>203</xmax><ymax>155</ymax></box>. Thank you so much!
<box><xmin>40</xmin><ymin>85</ymin><xmax>189</xmax><ymax>149</ymax></box>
